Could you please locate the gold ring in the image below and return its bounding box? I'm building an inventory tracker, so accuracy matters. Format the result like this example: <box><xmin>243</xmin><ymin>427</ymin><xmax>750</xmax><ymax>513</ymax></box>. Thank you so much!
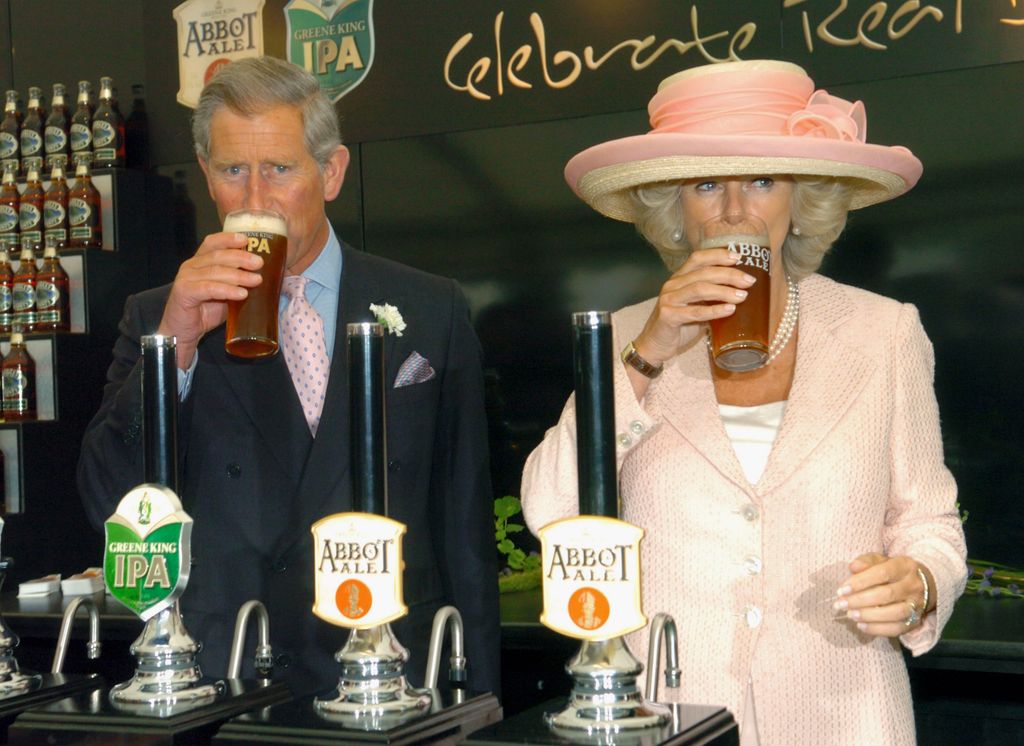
<box><xmin>903</xmin><ymin>599</ymin><xmax>921</xmax><ymax>627</ymax></box>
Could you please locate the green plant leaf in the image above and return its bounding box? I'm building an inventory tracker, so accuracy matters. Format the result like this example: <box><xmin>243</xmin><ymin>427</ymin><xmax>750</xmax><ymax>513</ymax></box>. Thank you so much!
<box><xmin>494</xmin><ymin>496</ymin><xmax>522</xmax><ymax>520</ymax></box>
<box><xmin>523</xmin><ymin>554</ymin><xmax>541</xmax><ymax>571</ymax></box>
<box><xmin>505</xmin><ymin>523</ymin><xmax>525</xmax><ymax>534</ymax></box>
<box><xmin>497</xmin><ymin>539</ymin><xmax>515</xmax><ymax>554</ymax></box>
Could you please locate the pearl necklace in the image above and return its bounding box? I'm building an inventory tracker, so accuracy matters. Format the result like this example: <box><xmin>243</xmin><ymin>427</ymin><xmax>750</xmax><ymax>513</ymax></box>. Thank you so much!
<box><xmin>705</xmin><ymin>275</ymin><xmax>800</xmax><ymax>365</ymax></box>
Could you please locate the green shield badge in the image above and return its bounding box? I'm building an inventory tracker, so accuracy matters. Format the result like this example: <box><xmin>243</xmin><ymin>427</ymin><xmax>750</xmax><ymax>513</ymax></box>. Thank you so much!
<box><xmin>285</xmin><ymin>0</ymin><xmax>375</xmax><ymax>103</ymax></box>
<box><xmin>104</xmin><ymin>484</ymin><xmax>192</xmax><ymax>622</ymax></box>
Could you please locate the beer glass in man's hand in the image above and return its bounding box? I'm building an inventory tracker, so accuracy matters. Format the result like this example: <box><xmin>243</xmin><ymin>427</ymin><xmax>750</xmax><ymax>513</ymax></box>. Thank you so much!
<box><xmin>223</xmin><ymin>208</ymin><xmax>288</xmax><ymax>358</ymax></box>
<box><xmin>699</xmin><ymin>214</ymin><xmax>772</xmax><ymax>372</ymax></box>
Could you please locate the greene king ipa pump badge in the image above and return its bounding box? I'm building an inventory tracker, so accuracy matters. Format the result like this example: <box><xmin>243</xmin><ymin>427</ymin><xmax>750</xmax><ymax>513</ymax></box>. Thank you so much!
<box><xmin>539</xmin><ymin>516</ymin><xmax>646</xmax><ymax>640</ymax></box>
<box><xmin>311</xmin><ymin>513</ymin><xmax>406</xmax><ymax>628</ymax></box>
<box><xmin>104</xmin><ymin>484</ymin><xmax>192</xmax><ymax>621</ymax></box>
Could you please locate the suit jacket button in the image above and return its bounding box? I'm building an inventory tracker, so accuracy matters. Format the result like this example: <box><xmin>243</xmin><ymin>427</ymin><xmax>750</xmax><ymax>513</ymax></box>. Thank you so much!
<box><xmin>388</xmin><ymin>460</ymin><xmax>401</xmax><ymax>472</ymax></box>
<box><xmin>272</xmin><ymin>559</ymin><xmax>287</xmax><ymax>573</ymax></box>
<box><xmin>226</xmin><ymin>463</ymin><xmax>241</xmax><ymax>479</ymax></box>
<box><xmin>275</xmin><ymin>653</ymin><xmax>291</xmax><ymax>668</ymax></box>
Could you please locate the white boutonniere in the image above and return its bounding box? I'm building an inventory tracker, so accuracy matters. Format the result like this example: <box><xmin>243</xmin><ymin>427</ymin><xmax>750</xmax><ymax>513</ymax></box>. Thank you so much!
<box><xmin>369</xmin><ymin>303</ymin><xmax>406</xmax><ymax>337</ymax></box>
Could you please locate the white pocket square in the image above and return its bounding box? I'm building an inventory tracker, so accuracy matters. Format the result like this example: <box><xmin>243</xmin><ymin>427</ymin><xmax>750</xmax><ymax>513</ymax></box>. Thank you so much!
<box><xmin>394</xmin><ymin>351</ymin><xmax>436</xmax><ymax>388</ymax></box>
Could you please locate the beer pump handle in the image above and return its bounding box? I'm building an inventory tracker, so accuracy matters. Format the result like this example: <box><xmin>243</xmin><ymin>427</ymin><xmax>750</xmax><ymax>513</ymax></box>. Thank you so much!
<box><xmin>141</xmin><ymin>335</ymin><xmax>179</xmax><ymax>493</ymax></box>
<box><xmin>571</xmin><ymin>311</ymin><xmax>618</xmax><ymax>518</ymax></box>
<box><xmin>347</xmin><ymin>323</ymin><xmax>387</xmax><ymax>516</ymax></box>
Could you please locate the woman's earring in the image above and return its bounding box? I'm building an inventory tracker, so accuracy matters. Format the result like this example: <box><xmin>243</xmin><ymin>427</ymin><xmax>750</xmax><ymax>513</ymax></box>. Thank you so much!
<box><xmin>671</xmin><ymin>228</ymin><xmax>684</xmax><ymax>243</ymax></box>
<box><xmin>791</xmin><ymin>226</ymin><xmax>802</xmax><ymax>236</ymax></box>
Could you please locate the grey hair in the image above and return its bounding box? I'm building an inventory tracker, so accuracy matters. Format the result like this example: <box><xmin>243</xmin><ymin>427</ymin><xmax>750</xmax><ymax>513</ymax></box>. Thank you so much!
<box><xmin>628</xmin><ymin>176</ymin><xmax>856</xmax><ymax>280</ymax></box>
<box><xmin>192</xmin><ymin>56</ymin><xmax>341</xmax><ymax>169</ymax></box>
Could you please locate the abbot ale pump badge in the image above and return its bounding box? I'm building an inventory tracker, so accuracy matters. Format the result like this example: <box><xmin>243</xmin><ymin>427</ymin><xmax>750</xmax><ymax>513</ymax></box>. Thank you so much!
<box><xmin>311</xmin><ymin>513</ymin><xmax>406</xmax><ymax>629</ymax></box>
<box><xmin>104</xmin><ymin>485</ymin><xmax>192</xmax><ymax>621</ymax></box>
<box><xmin>539</xmin><ymin>516</ymin><xmax>646</xmax><ymax>640</ymax></box>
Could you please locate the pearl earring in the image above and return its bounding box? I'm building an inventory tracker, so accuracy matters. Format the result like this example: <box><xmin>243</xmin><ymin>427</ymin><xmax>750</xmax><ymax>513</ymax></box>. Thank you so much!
<box><xmin>671</xmin><ymin>228</ymin><xmax>683</xmax><ymax>242</ymax></box>
<box><xmin>791</xmin><ymin>226</ymin><xmax>802</xmax><ymax>236</ymax></box>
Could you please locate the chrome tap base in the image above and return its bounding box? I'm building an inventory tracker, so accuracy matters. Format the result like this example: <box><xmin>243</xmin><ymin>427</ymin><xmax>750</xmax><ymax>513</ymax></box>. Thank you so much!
<box><xmin>0</xmin><ymin>612</ymin><xmax>41</xmax><ymax>697</ymax></box>
<box><xmin>314</xmin><ymin>624</ymin><xmax>430</xmax><ymax>716</ymax></box>
<box><xmin>110</xmin><ymin>604</ymin><xmax>225</xmax><ymax>706</ymax></box>
<box><xmin>546</xmin><ymin>637</ymin><xmax>670</xmax><ymax>733</ymax></box>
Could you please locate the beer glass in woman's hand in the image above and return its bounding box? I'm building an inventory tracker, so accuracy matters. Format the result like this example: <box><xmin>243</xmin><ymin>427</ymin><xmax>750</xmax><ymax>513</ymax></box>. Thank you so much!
<box><xmin>223</xmin><ymin>208</ymin><xmax>288</xmax><ymax>358</ymax></box>
<box><xmin>699</xmin><ymin>214</ymin><xmax>772</xmax><ymax>372</ymax></box>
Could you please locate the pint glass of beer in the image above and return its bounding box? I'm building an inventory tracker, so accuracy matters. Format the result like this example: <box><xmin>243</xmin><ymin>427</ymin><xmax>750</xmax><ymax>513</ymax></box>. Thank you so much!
<box><xmin>699</xmin><ymin>215</ymin><xmax>772</xmax><ymax>372</ymax></box>
<box><xmin>223</xmin><ymin>208</ymin><xmax>288</xmax><ymax>358</ymax></box>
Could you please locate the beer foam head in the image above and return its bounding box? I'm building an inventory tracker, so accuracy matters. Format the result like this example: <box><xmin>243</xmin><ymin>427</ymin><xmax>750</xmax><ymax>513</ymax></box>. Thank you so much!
<box><xmin>223</xmin><ymin>210</ymin><xmax>287</xmax><ymax>237</ymax></box>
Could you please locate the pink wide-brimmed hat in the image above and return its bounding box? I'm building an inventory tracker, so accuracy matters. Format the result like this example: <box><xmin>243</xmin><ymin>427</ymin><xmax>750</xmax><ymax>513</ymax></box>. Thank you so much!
<box><xmin>565</xmin><ymin>60</ymin><xmax>922</xmax><ymax>222</ymax></box>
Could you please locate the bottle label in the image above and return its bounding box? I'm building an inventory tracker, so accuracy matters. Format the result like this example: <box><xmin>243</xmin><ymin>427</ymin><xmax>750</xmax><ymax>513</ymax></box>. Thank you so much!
<box><xmin>93</xmin><ymin>120</ymin><xmax>115</xmax><ymax>148</ymax></box>
<box><xmin>0</xmin><ymin>205</ymin><xmax>17</xmax><ymax>232</ymax></box>
<box><xmin>44</xmin><ymin>201</ymin><xmax>67</xmax><ymax>228</ymax></box>
<box><xmin>69</xmin><ymin>197</ymin><xmax>91</xmax><ymax>227</ymax></box>
<box><xmin>0</xmin><ymin>132</ymin><xmax>16</xmax><ymax>159</ymax></box>
<box><xmin>94</xmin><ymin>148</ymin><xmax>115</xmax><ymax>163</ymax></box>
<box><xmin>0</xmin><ymin>284</ymin><xmax>10</xmax><ymax>313</ymax></box>
<box><xmin>19</xmin><ymin>203</ymin><xmax>41</xmax><ymax>231</ymax></box>
<box><xmin>2</xmin><ymin>368</ymin><xmax>31</xmax><ymax>413</ymax></box>
<box><xmin>70</xmin><ymin>123</ymin><xmax>92</xmax><ymax>151</ymax></box>
<box><xmin>44</xmin><ymin>228</ymin><xmax>67</xmax><ymax>243</ymax></box>
<box><xmin>13</xmin><ymin>281</ymin><xmax>35</xmax><ymax>312</ymax></box>
<box><xmin>20</xmin><ymin>129</ymin><xmax>42</xmax><ymax>157</ymax></box>
<box><xmin>36</xmin><ymin>280</ymin><xmax>59</xmax><ymax>311</ymax></box>
<box><xmin>44</xmin><ymin>126</ymin><xmax>68</xmax><ymax>154</ymax></box>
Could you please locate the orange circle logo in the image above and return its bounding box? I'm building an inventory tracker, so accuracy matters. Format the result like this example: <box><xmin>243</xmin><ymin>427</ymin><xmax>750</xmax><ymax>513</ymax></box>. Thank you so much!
<box><xmin>204</xmin><ymin>59</ymin><xmax>231</xmax><ymax>85</ymax></box>
<box><xmin>335</xmin><ymin>579</ymin><xmax>372</xmax><ymax>620</ymax></box>
<box><xmin>568</xmin><ymin>587</ymin><xmax>609</xmax><ymax>631</ymax></box>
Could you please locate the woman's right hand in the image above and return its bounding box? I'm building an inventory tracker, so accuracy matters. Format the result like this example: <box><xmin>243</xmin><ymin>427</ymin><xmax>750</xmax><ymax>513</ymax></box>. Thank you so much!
<box><xmin>632</xmin><ymin>248</ymin><xmax>757</xmax><ymax>366</ymax></box>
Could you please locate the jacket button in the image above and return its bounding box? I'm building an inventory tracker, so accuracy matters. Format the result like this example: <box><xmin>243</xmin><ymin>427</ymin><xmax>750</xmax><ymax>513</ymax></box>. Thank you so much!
<box><xmin>744</xmin><ymin>606</ymin><xmax>763</xmax><ymax>628</ymax></box>
<box><xmin>741</xmin><ymin>504</ymin><xmax>759</xmax><ymax>522</ymax></box>
<box><xmin>275</xmin><ymin>653</ymin><xmax>291</xmax><ymax>668</ymax></box>
<box><xmin>272</xmin><ymin>559</ymin><xmax>287</xmax><ymax>573</ymax></box>
<box><xmin>617</xmin><ymin>433</ymin><xmax>633</xmax><ymax>447</ymax></box>
<box><xmin>743</xmin><ymin>555</ymin><xmax>762</xmax><ymax>575</ymax></box>
<box><xmin>226</xmin><ymin>463</ymin><xmax>241</xmax><ymax>479</ymax></box>
<box><xmin>388</xmin><ymin>460</ymin><xmax>401</xmax><ymax>472</ymax></box>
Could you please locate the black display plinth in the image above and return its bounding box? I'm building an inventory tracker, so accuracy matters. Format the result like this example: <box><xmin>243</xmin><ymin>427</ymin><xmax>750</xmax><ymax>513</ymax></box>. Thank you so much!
<box><xmin>0</xmin><ymin>673</ymin><xmax>103</xmax><ymax>743</ymax></box>
<box><xmin>6</xmin><ymin>679</ymin><xmax>290</xmax><ymax>745</ymax></box>
<box><xmin>463</xmin><ymin>699</ymin><xmax>737</xmax><ymax>746</ymax></box>
<box><xmin>214</xmin><ymin>690</ymin><xmax>502</xmax><ymax>745</ymax></box>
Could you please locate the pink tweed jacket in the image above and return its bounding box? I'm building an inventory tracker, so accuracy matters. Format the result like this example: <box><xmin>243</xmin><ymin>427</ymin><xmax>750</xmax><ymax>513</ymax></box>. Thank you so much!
<box><xmin>522</xmin><ymin>274</ymin><xmax>967</xmax><ymax>746</ymax></box>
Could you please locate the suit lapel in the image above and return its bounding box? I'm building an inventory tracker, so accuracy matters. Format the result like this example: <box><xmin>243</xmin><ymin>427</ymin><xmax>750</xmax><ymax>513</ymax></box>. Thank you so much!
<box><xmin>654</xmin><ymin>341</ymin><xmax>752</xmax><ymax>492</ymax></box>
<box><xmin>206</xmin><ymin>324</ymin><xmax>311</xmax><ymax>483</ymax></box>
<box><xmin>757</xmin><ymin>275</ymin><xmax>874</xmax><ymax>495</ymax></box>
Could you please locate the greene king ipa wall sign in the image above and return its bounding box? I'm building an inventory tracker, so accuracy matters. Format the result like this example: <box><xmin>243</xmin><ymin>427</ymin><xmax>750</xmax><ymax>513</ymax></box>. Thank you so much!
<box><xmin>104</xmin><ymin>484</ymin><xmax>192</xmax><ymax>621</ymax></box>
<box><xmin>285</xmin><ymin>0</ymin><xmax>375</xmax><ymax>102</ymax></box>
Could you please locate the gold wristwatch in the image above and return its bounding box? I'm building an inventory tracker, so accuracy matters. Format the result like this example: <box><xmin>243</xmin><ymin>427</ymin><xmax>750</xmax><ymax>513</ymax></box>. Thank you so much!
<box><xmin>621</xmin><ymin>340</ymin><xmax>663</xmax><ymax>379</ymax></box>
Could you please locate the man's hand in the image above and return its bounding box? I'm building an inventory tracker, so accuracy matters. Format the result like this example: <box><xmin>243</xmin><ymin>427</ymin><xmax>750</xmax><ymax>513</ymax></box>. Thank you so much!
<box><xmin>157</xmin><ymin>231</ymin><xmax>264</xmax><ymax>369</ymax></box>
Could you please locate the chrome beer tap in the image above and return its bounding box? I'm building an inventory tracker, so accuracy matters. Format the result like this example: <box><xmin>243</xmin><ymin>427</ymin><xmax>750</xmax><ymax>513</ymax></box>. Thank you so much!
<box><xmin>51</xmin><ymin>595</ymin><xmax>102</xmax><ymax>674</ymax></box>
<box><xmin>645</xmin><ymin>612</ymin><xmax>681</xmax><ymax>703</ymax></box>
<box><xmin>226</xmin><ymin>600</ymin><xmax>274</xmax><ymax>680</ymax></box>
<box><xmin>423</xmin><ymin>605</ymin><xmax>467</xmax><ymax>689</ymax></box>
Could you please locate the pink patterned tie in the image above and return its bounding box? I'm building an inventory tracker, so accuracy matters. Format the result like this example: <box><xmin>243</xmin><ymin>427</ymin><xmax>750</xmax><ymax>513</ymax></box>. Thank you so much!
<box><xmin>279</xmin><ymin>275</ymin><xmax>329</xmax><ymax>436</ymax></box>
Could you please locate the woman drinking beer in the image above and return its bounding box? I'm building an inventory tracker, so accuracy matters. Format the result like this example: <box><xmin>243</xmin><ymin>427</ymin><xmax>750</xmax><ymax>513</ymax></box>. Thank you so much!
<box><xmin>522</xmin><ymin>60</ymin><xmax>967</xmax><ymax>745</ymax></box>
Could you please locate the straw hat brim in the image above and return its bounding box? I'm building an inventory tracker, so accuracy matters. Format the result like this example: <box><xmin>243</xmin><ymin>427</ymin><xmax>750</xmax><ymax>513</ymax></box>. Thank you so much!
<box><xmin>566</xmin><ymin>132</ymin><xmax>923</xmax><ymax>223</ymax></box>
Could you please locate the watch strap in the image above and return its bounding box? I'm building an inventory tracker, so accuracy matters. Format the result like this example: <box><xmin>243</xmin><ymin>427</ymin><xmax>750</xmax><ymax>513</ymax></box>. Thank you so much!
<box><xmin>621</xmin><ymin>340</ymin><xmax>663</xmax><ymax>379</ymax></box>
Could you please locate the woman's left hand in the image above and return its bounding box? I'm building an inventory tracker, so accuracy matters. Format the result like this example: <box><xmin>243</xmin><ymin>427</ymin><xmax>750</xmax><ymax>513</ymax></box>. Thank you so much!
<box><xmin>833</xmin><ymin>553</ymin><xmax>928</xmax><ymax>637</ymax></box>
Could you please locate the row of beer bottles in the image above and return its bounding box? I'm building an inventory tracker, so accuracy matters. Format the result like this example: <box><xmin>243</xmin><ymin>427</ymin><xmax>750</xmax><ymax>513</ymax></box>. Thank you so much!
<box><xmin>0</xmin><ymin>78</ymin><xmax>141</xmax><ymax>176</ymax></box>
<box><xmin>0</xmin><ymin>243</ymin><xmax>70</xmax><ymax>335</ymax></box>
<box><xmin>0</xmin><ymin>155</ymin><xmax>102</xmax><ymax>251</ymax></box>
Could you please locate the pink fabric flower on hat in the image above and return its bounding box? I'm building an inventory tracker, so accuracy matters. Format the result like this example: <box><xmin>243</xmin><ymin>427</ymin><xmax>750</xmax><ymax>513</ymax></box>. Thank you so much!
<box><xmin>786</xmin><ymin>91</ymin><xmax>867</xmax><ymax>143</ymax></box>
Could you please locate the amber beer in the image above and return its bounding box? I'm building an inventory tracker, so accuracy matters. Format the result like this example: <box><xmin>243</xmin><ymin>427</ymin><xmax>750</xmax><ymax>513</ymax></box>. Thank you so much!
<box><xmin>702</xmin><ymin>232</ymin><xmax>772</xmax><ymax>372</ymax></box>
<box><xmin>223</xmin><ymin>208</ymin><xmax>287</xmax><ymax>358</ymax></box>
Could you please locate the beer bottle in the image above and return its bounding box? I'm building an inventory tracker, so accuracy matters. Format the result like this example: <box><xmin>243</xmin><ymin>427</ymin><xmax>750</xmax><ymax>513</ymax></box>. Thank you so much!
<box><xmin>0</xmin><ymin>244</ymin><xmax>12</xmax><ymax>334</ymax></box>
<box><xmin>92</xmin><ymin>77</ymin><xmax>124</xmax><ymax>169</ymax></box>
<box><xmin>2</xmin><ymin>331</ymin><xmax>36</xmax><ymax>421</ymax></box>
<box><xmin>68</xmin><ymin>155</ymin><xmax>102</xmax><ymax>249</ymax></box>
<box><xmin>125</xmin><ymin>83</ymin><xmax>149</xmax><ymax>171</ymax></box>
<box><xmin>0</xmin><ymin>165</ymin><xmax>19</xmax><ymax>249</ymax></box>
<box><xmin>0</xmin><ymin>91</ymin><xmax>20</xmax><ymax>177</ymax></box>
<box><xmin>35</xmin><ymin>241</ymin><xmax>69</xmax><ymax>332</ymax></box>
<box><xmin>18</xmin><ymin>166</ymin><xmax>44</xmax><ymax>252</ymax></box>
<box><xmin>44</xmin><ymin>83</ymin><xmax>70</xmax><ymax>171</ymax></box>
<box><xmin>12</xmin><ymin>246</ymin><xmax>36</xmax><ymax>333</ymax></box>
<box><xmin>20</xmin><ymin>86</ymin><xmax>45</xmax><ymax>177</ymax></box>
<box><xmin>70</xmin><ymin>80</ymin><xmax>94</xmax><ymax>161</ymax></box>
<box><xmin>43</xmin><ymin>159</ymin><xmax>69</xmax><ymax>250</ymax></box>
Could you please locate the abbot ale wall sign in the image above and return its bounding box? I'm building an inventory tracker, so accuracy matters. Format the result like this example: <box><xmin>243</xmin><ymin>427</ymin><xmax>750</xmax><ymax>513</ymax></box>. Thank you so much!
<box><xmin>174</xmin><ymin>0</ymin><xmax>267</xmax><ymax>108</ymax></box>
